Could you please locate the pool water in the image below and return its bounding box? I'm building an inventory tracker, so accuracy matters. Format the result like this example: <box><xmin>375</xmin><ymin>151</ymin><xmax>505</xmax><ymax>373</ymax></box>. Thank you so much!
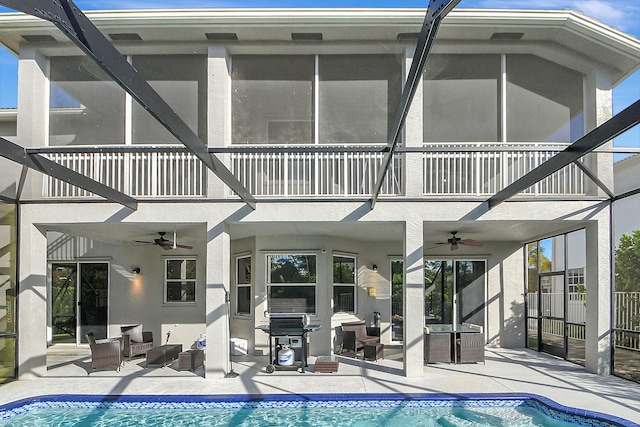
<box><xmin>0</xmin><ymin>394</ymin><xmax>635</xmax><ymax>427</ymax></box>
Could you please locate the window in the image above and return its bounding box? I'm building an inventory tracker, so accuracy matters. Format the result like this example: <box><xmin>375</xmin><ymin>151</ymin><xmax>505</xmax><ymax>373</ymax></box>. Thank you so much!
<box><xmin>567</xmin><ymin>268</ymin><xmax>585</xmax><ymax>293</ymax></box>
<box><xmin>165</xmin><ymin>258</ymin><xmax>196</xmax><ymax>303</ymax></box>
<box><xmin>267</xmin><ymin>254</ymin><xmax>316</xmax><ymax>314</ymax></box>
<box><xmin>333</xmin><ymin>255</ymin><xmax>356</xmax><ymax>313</ymax></box>
<box><xmin>236</xmin><ymin>255</ymin><xmax>251</xmax><ymax>315</ymax></box>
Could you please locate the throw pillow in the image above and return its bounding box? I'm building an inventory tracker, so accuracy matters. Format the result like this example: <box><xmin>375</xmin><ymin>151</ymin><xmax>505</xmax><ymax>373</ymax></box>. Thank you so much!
<box><xmin>123</xmin><ymin>324</ymin><xmax>144</xmax><ymax>343</ymax></box>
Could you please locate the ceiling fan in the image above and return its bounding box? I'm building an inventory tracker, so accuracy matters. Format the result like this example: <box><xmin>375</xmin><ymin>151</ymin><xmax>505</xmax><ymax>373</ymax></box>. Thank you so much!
<box><xmin>134</xmin><ymin>231</ymin><xmax>193</xmax><ymax>250</ymax></box>
<box><xmin>431</xmin><ymin>231</ymin><xmax>484</xmax><ymax>251</ymax></box>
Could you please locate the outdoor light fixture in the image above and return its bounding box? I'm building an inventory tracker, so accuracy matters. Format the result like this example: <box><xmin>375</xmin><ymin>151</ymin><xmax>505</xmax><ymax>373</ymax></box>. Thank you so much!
<box><xmin>132</xmin><ymin>267</ymin><xmax>141</xmax><ymax>274</ymax></box>
<box><xmin>372</xmin><ymin>264</ymin><xmax>378</xmax><ymax>272</ymax></box>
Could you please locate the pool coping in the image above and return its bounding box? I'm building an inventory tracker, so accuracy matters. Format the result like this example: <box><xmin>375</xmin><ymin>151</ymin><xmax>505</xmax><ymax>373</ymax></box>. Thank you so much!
<box><xmin>0</xmin><ymin>392</ymin><xmax>636</xmax><ymax>427</ymax></box>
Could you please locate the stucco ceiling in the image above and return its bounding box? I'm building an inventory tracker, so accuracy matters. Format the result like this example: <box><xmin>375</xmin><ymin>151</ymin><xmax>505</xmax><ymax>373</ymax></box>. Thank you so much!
<box><xmin>42</xmin><ymin>218</ymin><xmax>583</xmax><ymax>249</ymax></box>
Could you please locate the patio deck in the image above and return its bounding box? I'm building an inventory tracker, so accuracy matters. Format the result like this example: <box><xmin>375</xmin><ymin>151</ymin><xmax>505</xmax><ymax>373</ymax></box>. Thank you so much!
<box><xmin>0</xmin><ymin>346</ymin><xmax>639</xmax><ymax>424</ymax></box>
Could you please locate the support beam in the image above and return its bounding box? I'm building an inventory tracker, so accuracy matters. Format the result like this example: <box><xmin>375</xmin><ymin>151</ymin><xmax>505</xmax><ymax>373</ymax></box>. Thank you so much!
<box><xmin>370</xmin><ymin>0</ymin><xmax>461</xmax><ymax>209</ymax></box>
<box><xmin>487</xmin><ymin>99</ymin><xmax>640</xmax><ymax>209</ymax></box>
<box><xmin>0</xmin><ymin>0</ymin><xmax>256</xmax><ymax>209</ymax></box>
<box><xmin>0</xmin><ymin>137</ymin><xmax>138</xmax><ymax>210</ymax></box>
<box><xmin>574</xmin><ymin>160</ymin><xmax>614</xmax><ymax>199</ymax></box>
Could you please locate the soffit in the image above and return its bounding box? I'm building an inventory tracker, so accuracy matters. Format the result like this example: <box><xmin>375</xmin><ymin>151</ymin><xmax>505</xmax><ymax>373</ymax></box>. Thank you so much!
<box><xmin>0</xmin><ymin>8</ymin><xmax>638</xmax><ymax>83</ymax></box>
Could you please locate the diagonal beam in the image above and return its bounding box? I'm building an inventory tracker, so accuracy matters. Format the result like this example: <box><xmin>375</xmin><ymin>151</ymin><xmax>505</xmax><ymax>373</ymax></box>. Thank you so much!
<box><xmin>370</xmin><ymin>0</ymin><xmax>461</xmax><ymax>209</ymax></box>
<box><xmin>487</xmin><ymin>99</ymin><xmax>640</xmax><ymax>209</ymax></box>
<box><xmin>0</xmin><ymin>137</ymin><xmax>138</xmax><ymax>210</ymax></box>
<box><xmin>0</xmin><ymin>0</ymin><xmax>256</xmax><ymax>209</ymax></box>
<box><xmin>573</xmin><ymin>159</ymin><xmax>614</xmax><ymax>199</ymax></box>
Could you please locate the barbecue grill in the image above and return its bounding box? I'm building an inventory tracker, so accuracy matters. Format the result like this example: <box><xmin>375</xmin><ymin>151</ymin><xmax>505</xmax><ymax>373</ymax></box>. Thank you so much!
<box><xmin>258</xmin><ymin>313</ymin><xmax>320</xmax><ymax>373</ymax></box>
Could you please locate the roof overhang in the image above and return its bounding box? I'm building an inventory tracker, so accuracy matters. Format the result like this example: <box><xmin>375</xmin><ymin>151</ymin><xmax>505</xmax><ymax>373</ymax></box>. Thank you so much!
<box><xmin>1</xmin><ymin>8</ymin><xmax>638</xmax><ymax>84</ymax></box>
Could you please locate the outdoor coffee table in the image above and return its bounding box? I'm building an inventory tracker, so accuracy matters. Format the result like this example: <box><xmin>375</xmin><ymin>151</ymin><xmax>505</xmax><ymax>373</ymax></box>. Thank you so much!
<box><xmin>146</xmin><ymin>344</ymin><xmax>183</xmax><ymax>368</ymax></box>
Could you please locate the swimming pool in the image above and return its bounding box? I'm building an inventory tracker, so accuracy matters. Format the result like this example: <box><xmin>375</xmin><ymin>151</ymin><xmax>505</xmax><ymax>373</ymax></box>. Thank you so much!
<box><xmin>0</xmin><ymin>393</ymin><xmax>636</xmax><ymax>426</ymax></box>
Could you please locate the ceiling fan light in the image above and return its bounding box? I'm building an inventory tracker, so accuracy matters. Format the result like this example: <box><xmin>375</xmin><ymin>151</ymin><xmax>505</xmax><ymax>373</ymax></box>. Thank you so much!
<box><xmin>451</xmin><ymin>243</ymin><xmax>459</xmax><ymax>250</ymax></box>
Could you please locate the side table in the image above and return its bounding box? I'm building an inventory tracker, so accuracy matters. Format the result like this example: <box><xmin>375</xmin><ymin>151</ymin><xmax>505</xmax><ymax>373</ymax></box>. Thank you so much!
<box><xmin>179</xmin><ymin>349</ymin><xmax>204</xmax><ymax>371</ymax></box>
<box><xmin>314</xmin><ymin>355</ymin><xmax>339</xmax><ymax>373</ymax></box>
<box><xmin>364</xmin><ymin>343</ymin><xmax>384</xmax><ymax>361</ymax></box>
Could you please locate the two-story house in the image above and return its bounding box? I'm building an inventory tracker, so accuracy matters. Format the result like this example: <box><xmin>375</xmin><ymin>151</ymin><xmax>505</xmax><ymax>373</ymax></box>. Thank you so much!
<box><xmin>0</xmin><ymin>6</ymin><xmax>639</xmax><ymax>381</ymax></box>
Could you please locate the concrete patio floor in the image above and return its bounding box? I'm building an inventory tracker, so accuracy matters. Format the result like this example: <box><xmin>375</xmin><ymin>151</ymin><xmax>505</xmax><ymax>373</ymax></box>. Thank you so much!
<box><xmin>0</xmin><ymin>346</ymin><xmax>639</xmax><ymax>424</ymax></box>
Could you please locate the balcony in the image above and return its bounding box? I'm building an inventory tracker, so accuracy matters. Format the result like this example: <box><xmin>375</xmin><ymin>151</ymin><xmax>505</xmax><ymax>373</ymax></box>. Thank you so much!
<box><xmin>40</xmin><ymin>143</ymin><xmax>587</xmax><ymax>200</ymax></box>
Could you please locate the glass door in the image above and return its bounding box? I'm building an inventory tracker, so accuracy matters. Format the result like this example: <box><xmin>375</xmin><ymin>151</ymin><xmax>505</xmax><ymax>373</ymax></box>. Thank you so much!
<box><xmin>526</xmin><ymin>242</ymin><xmax>540</xmax><ymax>350</ymax></box>
<box><xmin>526</xmin><ymin>234</ymin><xmax>576</xmax><ymax>360</ymax></box>
<box><xmin>425</xmin><ymin>260</ymin><xmax>485</xmax><ymax>329</ymax></box>
<box><xmin>540</xmin><ymin>274</ymin><xmax>566</xmax><ymax>358</ymax></box>
<box><xmin>51</xmin><ymin>262</ymin><xmax>109</xmax><ymax>345</ymax></box>
<box><xmin>78</xmin><ymin>263</ymin><xmax>109</xmax><ymax>343</ymax></box>
<box><xmin>51</xmin><ymin>263</ymin><xmax>78</xmax><ymax>344</ymax></box>
<box><xmin>390</xmin><ymin>260</ymin><xmax>404</xmax><ymax>342</ymax></box>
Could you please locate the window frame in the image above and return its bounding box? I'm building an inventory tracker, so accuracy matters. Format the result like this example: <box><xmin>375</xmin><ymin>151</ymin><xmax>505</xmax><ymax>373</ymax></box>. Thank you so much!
<box><xmin>332</xmin><ymin>253</ymin><xmax>357</xmax><ymax>314</ymax></box>
<box><xmin>266</xmin><ymin>253</ymin><xmax>317</xmax><ymax>315</ymax></box>
<box><xmin>235</xmin><ymin>254</ymin><xmax>252</xmax><ymax>316</ymax></box>
<box><xmin>163</xmin><ymin>257</ymin><xmax>197</xmax><ymax>304</ymax></box>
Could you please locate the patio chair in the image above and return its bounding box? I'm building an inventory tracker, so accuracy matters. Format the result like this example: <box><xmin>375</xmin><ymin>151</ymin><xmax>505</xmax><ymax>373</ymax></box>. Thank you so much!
<box><xmin>457</xmin><ymin>332</ymin><xmax>485</xmax><ymax>364</ymax></box>
<box><xmin>121</xmin><ymin>324</ymin><xmax>154</xmax><ymax>360</ymax></box>
<box><xmin>86</xmin><ymin>333</ymin><xmax>123</xmax><ymax>374</ymax></box>
<box><xmin>423</xmin><ymin>327</ymin><xmax>452</xmax><ymax>364</ymax></box>
<box><xmin>340</xmin><ymin>320</ymin><xmax>380</xmax><ymax>356</ymax></box>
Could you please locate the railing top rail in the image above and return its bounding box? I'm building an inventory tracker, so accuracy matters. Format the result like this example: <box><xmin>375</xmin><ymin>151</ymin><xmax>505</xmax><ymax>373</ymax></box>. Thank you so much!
<box><xmin>31</xmin><ymin>141</ymin><xmax>626</xmax><ymax>155</ymax></box>
<box><xmin>32</xmin><ymin>142</ymin><xmax>575</xmax><ymax>154</ymax></box>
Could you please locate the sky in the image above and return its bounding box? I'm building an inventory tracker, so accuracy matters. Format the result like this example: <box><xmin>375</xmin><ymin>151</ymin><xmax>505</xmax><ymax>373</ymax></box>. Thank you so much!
<box><xmin>0</xmin><ymin>0</ymin><xmax>638</xmax><ymax>150</ymax></box>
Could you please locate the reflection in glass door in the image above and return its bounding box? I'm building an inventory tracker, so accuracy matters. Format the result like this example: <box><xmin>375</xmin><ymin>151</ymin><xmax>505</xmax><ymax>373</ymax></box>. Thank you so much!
<box><xmin>51</xmin><ymin>262</ymin><xmax>109</xmax><ymax>344</ymax></box>
<box><xmin>425</xmin><ymin>260</ymin><xmax>486</xmax><ymax>329</ymax></box>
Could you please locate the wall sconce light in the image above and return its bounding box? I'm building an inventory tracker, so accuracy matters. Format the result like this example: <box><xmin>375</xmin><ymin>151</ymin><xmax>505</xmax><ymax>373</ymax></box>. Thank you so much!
<box><xmin>372</xmin><ymin>264</ymin><xmax>378</xmax><ymax>272</ymax></box>
<box><xmin>132</xmin><ymin>267</ymin><xmax>141</xmax><ymax>275</ymax></box>
<box><xmin>368</xmin><ymin>287</ymin><xmax>376</xmax><ymax>297</ymax></box>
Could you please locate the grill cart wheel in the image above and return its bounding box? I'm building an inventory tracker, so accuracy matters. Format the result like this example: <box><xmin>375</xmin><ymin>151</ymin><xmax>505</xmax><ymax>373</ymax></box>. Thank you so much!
<box><xmin>266</xmin><ymin>364</ymin><xmax>275</xmax><ymax>374</ymax></box>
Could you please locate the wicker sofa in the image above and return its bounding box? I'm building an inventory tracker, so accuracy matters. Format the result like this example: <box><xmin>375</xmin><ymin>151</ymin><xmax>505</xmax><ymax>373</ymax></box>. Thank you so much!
<box><xmin>340</xmin><ymin>320</ymin><xmax>380</xmax><ymax>355</ymax></box>
<box><xmin>121</xmin><ymin>324</ymin><xmax>154</xmax><ymax>360</ymax></box>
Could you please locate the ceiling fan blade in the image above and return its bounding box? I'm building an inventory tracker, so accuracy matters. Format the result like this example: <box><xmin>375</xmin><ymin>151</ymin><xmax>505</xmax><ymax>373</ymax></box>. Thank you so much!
<box><xmin>159</xmin><ymin>241</ymin><xmax>173</xmax><ymax>250</ymax></box>
<box><xmin>459</xmin><ymin>239</ymin><xmax>484</xmax><ymax>247</ymax></box>
<box><xmin>428</xmin><ymin>242</ymin><xmax>449</xmax><ymax>249</ymax></box>
<box><xmin>174</xmin><ymin>243</ymin><xmax>193</xmax><ymax>249</ymax></box>
<box><xmin>133</xmin><ymin>240</ymin><xmax>154</xmax><ymax>244</ymax></box>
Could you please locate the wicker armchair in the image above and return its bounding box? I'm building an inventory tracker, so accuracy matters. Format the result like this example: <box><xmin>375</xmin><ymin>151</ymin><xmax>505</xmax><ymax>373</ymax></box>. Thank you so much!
<box><xmin>86</xmin><ymin>333</ymin><xmax>122</xmax><ymax>374</ymax></box>
<box><xmin>423</xmin><ymin>327</ymin><xmax>452</xmax><ymax>364</ymax></box>
<box><xmin>340</xmin><ymin>321</ymin><xmax>380</xmax><ymax>355</ymax></box>
<box><xmin>457</xmin><ymin>332</ymin><xmax>485</xmax><ymax>364</ymax></box>
<box><xmin>121</xmin><ymin>324</ymin><xmax>154</xmax><ymax>360</ymax></box>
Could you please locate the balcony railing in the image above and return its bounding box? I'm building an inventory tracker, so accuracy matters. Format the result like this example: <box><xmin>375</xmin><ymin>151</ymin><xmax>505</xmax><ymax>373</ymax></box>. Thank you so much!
<box><xmin>229</xmin><ymin>145</ymin><xmax>401</xmax><ymax>197</ymax></box>
<box><xmin>40</xmin><ymin>142</ymin><xmax>588</xmax><ymax>199</ymax></box>
<box><xmin>43</xmin><ymin>149</ymin><xmax>206</xmax><ymax>198</ymax></box>
<box><xmin>423</xmin><ymin>143</ymin><xmax>585</xmax><ymax>195</ymax></box>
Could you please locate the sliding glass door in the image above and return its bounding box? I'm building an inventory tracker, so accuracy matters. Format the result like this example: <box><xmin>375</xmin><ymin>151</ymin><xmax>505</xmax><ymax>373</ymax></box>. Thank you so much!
<box><xmin>51</xmin><ymin>262</ymin><xmax>109</xmax><ymax>345</ymax></box>
<box><xmin>424</xmin><ymin>260</ymin><xmax>486</xmax><ymax>329</ymax></box>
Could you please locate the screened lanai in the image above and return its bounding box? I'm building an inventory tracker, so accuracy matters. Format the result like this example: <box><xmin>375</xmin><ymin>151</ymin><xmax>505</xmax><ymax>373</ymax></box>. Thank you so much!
<box><xmin>0</xmin><ymin>0</ymin><xmax>639</xmax><ymax>383</ymax></box>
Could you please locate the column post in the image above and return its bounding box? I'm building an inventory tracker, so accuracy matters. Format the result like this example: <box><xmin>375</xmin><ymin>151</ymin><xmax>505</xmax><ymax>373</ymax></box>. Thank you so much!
<box><xmin>403</xmin><ymin>219</ymin><xmax>424</xmax><ymax>377</ymax></box>
<box><xmin>584</xmin><ymin>211</ymin><xmax>612</xmax><ymax>375</ymax></box>
<box><xmin>205</xmin><ymin>220</ymin><xmax>231</xmax><ymax>377</ymax></box>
